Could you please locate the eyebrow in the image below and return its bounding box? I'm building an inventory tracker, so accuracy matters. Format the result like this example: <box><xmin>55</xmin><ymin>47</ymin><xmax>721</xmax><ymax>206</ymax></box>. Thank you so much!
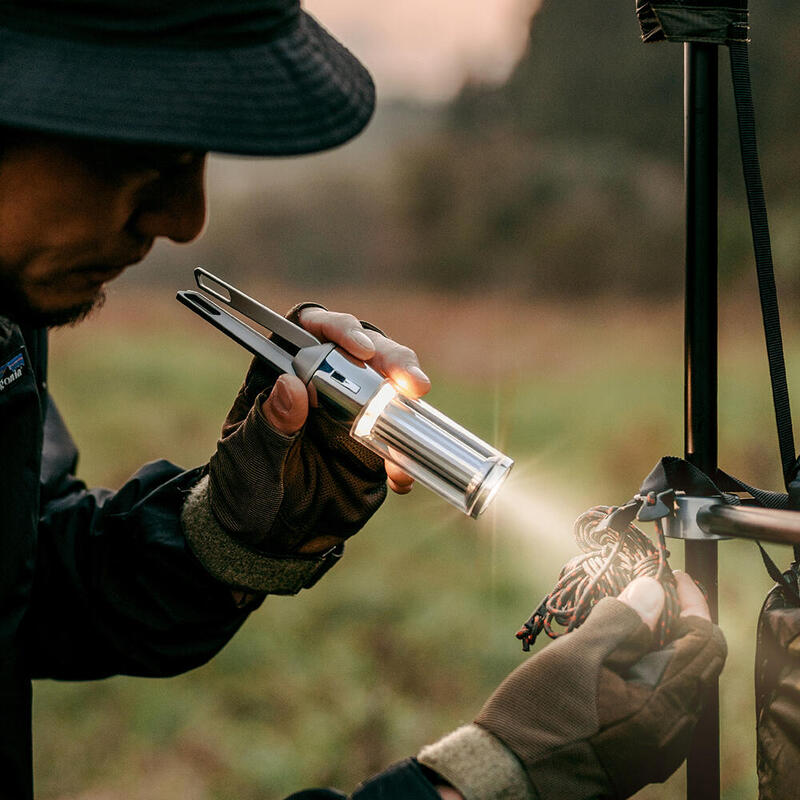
<box><xmin>119</xmin><ymin>147</ymin><xmax>201</xmax><ymax>170</ymax></box>
<box><xmin>77</xmin><ymin>142</ymin><xmax>204</xmax><ymax>179</ymax></box>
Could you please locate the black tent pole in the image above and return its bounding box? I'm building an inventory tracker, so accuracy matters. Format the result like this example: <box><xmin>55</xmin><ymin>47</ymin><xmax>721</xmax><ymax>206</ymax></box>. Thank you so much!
<box><xmin>683</xmin><ymin>41</ymin><xmax>721</xmax><ymax>800</ymax></box>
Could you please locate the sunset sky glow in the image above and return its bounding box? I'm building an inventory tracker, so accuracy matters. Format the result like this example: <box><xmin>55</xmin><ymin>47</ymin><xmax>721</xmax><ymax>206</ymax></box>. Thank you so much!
<box><xmin>305</xmin><ymin>0</ymin><xmax>542</xmax><ymax>101</ymax></box>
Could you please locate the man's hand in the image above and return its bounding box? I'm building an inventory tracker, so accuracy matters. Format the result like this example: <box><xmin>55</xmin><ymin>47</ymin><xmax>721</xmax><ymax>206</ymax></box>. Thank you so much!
<box><xmin>208</xmin><ymin>306</ymin><xmax>430</xmax><ymax>555</ymax></box>
<box><xmin>419</xmin><ymin>573</ymin><xmax>727</xmax><ymax>800</ymax></box>
<box><xmin>263</xmin><ymin>307</ymin><xmax>430</xmax><ymax>496</ymax></box>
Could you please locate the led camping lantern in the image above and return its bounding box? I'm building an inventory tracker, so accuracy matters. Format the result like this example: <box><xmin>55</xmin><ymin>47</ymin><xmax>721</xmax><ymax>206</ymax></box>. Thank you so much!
<box><xmin>178</xmin><ymin>268</ymin><xmax>513</xmax><ymax>519</ymax></box>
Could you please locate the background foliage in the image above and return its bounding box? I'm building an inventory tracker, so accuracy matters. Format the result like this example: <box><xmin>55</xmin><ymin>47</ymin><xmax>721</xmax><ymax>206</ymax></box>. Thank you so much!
<box><xmin>132</xmin><ymin>0</ymin><xmax>800</xmax><ymax>299</ymax></box>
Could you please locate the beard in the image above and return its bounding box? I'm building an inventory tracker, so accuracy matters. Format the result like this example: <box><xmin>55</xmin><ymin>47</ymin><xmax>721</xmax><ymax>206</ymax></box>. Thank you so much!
<box><xmin>0</xmin><ymin>270</ymin><xmax>106</xmax><ymax>328</ymax></box>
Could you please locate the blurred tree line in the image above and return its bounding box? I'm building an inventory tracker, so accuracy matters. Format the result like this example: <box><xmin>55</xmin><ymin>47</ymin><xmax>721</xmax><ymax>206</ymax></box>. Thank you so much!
<box><xmin>147</xmin><ymin>0</ymin><xmax>800</xmax><ymax>299</ymax></box>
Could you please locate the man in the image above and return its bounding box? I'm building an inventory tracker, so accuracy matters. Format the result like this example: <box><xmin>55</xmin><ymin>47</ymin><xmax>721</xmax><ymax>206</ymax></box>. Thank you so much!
<box><xmin>0</xmin><ymin>1</ymin><xmax>726</xmax><ymax>798</ymax></box>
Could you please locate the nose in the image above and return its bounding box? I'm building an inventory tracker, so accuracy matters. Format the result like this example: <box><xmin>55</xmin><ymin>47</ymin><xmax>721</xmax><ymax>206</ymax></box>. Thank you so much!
<box><xmin>130</xmin><ymin>156</ymin><xmax>208</xmax><ymax>243</ymax></box>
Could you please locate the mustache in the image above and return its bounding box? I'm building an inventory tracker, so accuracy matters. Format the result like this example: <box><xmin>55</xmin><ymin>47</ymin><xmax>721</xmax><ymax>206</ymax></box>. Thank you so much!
<box><xmin>74</xmin><ymin>252</ymin><xmax>152</xmax><ymax>275</ymax></box>
<box><xmin>73</xmin><ymin>238</ymin><xmax>154</xmax><ymax>274</ymax></box>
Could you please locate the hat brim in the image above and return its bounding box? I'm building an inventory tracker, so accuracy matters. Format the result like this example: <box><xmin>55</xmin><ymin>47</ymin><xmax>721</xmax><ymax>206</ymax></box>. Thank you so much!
<box><xmin>0</xmin><ymin>12</ymin><xmax>375</xmax><ymax>156</ymax></box>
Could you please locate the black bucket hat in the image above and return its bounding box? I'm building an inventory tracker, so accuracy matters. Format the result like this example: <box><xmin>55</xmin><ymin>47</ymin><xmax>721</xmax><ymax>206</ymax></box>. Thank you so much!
<box><xmin>0</xmin><ymin>0</ymin><xmax>376</xmax><ymax>156</ymax></box>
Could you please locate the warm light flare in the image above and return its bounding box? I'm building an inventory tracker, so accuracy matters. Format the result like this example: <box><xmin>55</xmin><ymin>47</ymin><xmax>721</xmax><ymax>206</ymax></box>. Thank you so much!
<box><xmin>389</xmin><ymin>369</ymin><xmax>427</xmax><ymax>399</ymax></box>
<box><xmin>488</xmin><ymin>459</ymin><xmax>581</xmax><ymax>557</ymax></box>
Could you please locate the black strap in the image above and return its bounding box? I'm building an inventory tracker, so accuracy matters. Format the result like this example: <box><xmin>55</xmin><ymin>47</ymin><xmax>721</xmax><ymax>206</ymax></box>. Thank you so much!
<box><xmin>728</xmin><ymin>39</ymin><xmax>800</xmax><ymax>561</ymax></box>
<box><xmin>716</xmin><ymin>469</ymin><xmax>788</xmax><ymax>509</ymax></box>
<box><xmin>640</xmin><ymin>456</ymin><xmax>738</xmax><ymax>503</ymax></box>
<box><xmin>639</xmin><ymin>455</ymin><xmax>789</xmax><ymax>507</ymax></box>
<box><xmin>728</xmin><ymin>40</ymin><xmax>797</xmax><ymax>488</ymax></box>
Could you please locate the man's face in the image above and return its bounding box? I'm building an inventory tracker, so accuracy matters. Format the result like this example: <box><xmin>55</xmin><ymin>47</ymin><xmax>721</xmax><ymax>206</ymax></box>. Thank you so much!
<box><xmin>0</xmin><ymin>131</ymin><xmax>207</xmax><ymax>327</ymax></box>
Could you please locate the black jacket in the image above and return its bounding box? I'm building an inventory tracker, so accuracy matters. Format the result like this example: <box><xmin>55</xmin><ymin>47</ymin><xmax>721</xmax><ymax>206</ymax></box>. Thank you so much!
<box><xmin>285</xmin><ymin>759</ymin><xmax>442</xmax><ymax>800</ymax></box>
<box><xmin>0</xmin><ymin>319</ymin><xmax>254</xmax><ymax>798</ymax></box>
<box><xmin>0</xmin><ymin>318</ymin><xmax>441</xmax><ymax>800</ymax></box>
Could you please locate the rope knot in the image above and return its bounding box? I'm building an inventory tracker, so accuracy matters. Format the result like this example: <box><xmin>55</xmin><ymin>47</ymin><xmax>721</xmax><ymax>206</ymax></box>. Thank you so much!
<box><xmin>516</xmin><ymin>506</ymin><xmax>680</xmax><ymax>651</ymax></box>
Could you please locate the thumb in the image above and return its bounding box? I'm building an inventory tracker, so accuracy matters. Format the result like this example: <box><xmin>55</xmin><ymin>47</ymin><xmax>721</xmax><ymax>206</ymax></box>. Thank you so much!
<box><xmin>617</xmin><ymin>576</ymin><xmax>666</xmax><ymax>632</ymax></box>
<box><xmin>563</xmin><ymin>590</ymin><xmax>655</xmax><ymax>674</ymax></box>
<box><xmin>261</xmin><ymin>375</ymin><xmax>309</xmax><ymax>435</ymax></box>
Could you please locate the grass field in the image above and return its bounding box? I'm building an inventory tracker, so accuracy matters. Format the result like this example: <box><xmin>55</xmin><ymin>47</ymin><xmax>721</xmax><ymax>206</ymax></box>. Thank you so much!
<box><xmin>33</xmin><ymin>282</ymin><xmax>800</xmax><ymax>799</ymax></box>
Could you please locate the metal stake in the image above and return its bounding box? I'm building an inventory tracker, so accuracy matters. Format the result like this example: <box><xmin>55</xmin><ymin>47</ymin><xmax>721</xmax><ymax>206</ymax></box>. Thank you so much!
<box><xmin>683</xmin><ymin>41</ymin><xmax>721</xmax><ymax>800</ymax></box>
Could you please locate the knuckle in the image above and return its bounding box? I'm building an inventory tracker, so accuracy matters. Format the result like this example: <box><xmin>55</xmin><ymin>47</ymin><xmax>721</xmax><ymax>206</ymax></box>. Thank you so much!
<box><xmin>297</xmin><ymin>305</ymin><xmax>323</xmax><ymax>326</ymax></box>
<box><xmin>391</xmin><ymin>343</ymin><xmax>417</xmax><ymax>364</ymax></box>
<box><xmin>335</xmin><ymin>311</ymin><xmax>360</xmax><ymax>329</ymax></box>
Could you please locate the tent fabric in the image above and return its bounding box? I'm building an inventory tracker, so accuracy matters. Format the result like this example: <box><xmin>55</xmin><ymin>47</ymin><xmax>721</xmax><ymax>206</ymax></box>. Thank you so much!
<box><xmin>636</xmin><ymin>0</ymin><xmax>749</xmax><ymax>45</ymax></box>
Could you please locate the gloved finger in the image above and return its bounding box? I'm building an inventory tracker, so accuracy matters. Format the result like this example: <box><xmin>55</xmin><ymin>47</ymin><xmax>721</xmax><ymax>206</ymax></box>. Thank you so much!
<box><xmin>296</xmin><ymin>306</ymin><xmax>377</xmax><ymax>360</ymax></box>
<box><xmin>617</xmin><ymin>576</ymin><xmax>666</xmax><ymax>632</ymax></box>
<box><xmin>591</xmin><ymin>616</ymin><xmax>726</xmax><ymax>798</ymax></box>
<box><xmin>673</xmin><ymin>570</ymin><xmax>711</xmax><ymax>620</ymax></box>
<box><xmin>222</xmin><ymin>357</ymin><xmax>282</xmax><ymax>435</ymax></box>
<box><xmin>566</xmin><ymin>597</ymin><xmax>654</xmax><ymax>672</ymax></box>
<box><xmin>359</xmin><ymin>328</ymin><xmax>431</xmax><ymax>398</ymax></box>
<box><xmin>662</xmin><ymin>615</ymin><xmax>727</xmax><ymax>686</ymax></box>
<box><xmin>208</xmin><ymin>399</ymin><xmax>300</xmax><ymax>545</ymax></box>
<box><xmin>260</xmin><ymin>374</ymin><xmax>309</xmax><ymax>435</ymax></box>
<box><xmin>386</xmin><ymin>461</ymin><xmax>414</xmax><ymax>494</ymax></box>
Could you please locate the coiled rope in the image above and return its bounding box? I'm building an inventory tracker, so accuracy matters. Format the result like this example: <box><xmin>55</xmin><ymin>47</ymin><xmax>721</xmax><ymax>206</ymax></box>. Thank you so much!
<box><xmin>516</xmin><ymin>505</ymin><xmax>680</xmax><ymax>651</ymax></box>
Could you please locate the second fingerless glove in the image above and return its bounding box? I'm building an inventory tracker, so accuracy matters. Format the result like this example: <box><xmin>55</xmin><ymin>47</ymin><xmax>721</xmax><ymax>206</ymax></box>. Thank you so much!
<box><xmin>420</xmin><ymin>598</ymin><xmax>726</xmax><ymax>800</ymax></box>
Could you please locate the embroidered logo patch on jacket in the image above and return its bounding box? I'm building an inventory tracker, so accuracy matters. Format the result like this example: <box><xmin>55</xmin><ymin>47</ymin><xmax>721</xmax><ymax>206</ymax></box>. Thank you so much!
<box><xmin>0</xmin><ymin>350</ymin><xmax>26</xmax><ymax>393</ymax></box>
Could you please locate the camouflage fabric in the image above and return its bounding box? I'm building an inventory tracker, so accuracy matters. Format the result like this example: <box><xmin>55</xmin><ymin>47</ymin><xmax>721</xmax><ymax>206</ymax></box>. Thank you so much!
<box><xmin>755</xmin><ymin>567</ymin><xmax>800</xmax><ymax>800</ymax></box>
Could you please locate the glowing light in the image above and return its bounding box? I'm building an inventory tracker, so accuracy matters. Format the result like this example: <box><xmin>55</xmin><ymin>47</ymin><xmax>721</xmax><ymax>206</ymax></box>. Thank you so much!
<box><xmin>352</xmin><ymin>381</ymin><xmax>398</xmax><ymax>439</ymax></box>
<box><xmin>391</xmin><ymin>370</ymin><xmax>423</xmax><ymax>397</ymax></box>
<box><xmin>487</xmin><ymin>458</ymin><xmax>581</xmax><ymax>560</ymax></box>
